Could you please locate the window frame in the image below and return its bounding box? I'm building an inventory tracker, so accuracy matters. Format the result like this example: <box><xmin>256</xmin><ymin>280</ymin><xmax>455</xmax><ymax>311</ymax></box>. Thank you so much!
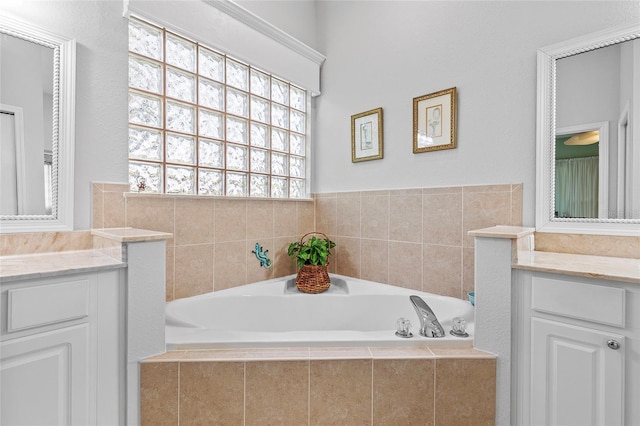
<box><xmin>127</xmin><ymin>16</ymin><xmax>311</xmax><ymax>199</ymax></box>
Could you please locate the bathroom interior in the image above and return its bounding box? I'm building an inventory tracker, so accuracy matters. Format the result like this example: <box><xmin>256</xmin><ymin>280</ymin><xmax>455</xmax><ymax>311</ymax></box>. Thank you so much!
<box><xmin>0</xmin><ymin>0</ymin><xmax>639</xmax><ymax>425</ymax></box>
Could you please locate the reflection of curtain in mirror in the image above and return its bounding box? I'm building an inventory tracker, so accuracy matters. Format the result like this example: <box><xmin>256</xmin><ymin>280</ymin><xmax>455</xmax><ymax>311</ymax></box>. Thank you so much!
<box><xmin>0</xmin><ymin>111</ymin><xmax>18</xmax><ymax>215</ymax></box>
<box><xmin>555</xmin><ymin>156</ymin><xmax>599</xmax><ymax>218</ymax></box>
<box><xmin>44</xmin><ymin>150</ymin><xmax>52</xmax><ymax>214</ymax></box>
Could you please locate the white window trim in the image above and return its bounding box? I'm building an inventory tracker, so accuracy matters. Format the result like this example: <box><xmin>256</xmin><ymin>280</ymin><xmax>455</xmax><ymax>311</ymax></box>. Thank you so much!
<box><xmin>123</xmin><ymin>0</ymin><xmax>325</xmax><ymax>96</ymax></box>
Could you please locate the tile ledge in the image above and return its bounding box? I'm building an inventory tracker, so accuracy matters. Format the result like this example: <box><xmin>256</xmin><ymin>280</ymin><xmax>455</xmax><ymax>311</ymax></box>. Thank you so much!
<box><xmin>91</xmin><ymin>227</ymin><xmax>173</xmax><ymax>243</ymax></box>
<box><xmin>141</xmin><ymin>345</ymin><xmax>496</xmax><ymax>362</ymax></box>
<box><xmin>468</xmin><ymin>225</ymin><xmax>535</xmax><ymax>239</ymax></box>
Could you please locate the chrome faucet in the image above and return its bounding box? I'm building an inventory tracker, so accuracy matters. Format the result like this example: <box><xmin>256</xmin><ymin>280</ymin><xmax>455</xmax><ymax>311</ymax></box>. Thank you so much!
<box><xmin>410</xmin><ymin>295</ymin><xmax>445</xmax><ymax>338</ymax></box>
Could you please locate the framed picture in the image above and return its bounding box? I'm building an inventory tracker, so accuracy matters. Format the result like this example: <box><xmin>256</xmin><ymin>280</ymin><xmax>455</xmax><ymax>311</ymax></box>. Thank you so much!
<box><xmin>413</xmin><ymin>87</ymin><xmax>457</xmax><ymax>153</ymax></box>
<box><xmin>351</xmin><ymin>107</ymin><xmax>383</xmax><ymax>162</ymax></box>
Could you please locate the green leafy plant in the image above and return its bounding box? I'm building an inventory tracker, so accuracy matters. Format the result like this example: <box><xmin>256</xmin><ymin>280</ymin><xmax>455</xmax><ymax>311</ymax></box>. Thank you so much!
<box><xmin>287</xmin><ymin>235</ymin><xmax>336</xmax><ymax>267</ymax></box>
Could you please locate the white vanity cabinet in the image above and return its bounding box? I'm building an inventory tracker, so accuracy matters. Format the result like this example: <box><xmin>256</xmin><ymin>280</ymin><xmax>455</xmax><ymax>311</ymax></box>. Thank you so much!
<box><xmin>514</xmin><ymin>271</ymin><xmax>639</xmax><ymax>426</ymax></box>
<box><xmin>1</xmin><ymin>269</ymin><xmax>125</xmax><ymax>426</ymax></box>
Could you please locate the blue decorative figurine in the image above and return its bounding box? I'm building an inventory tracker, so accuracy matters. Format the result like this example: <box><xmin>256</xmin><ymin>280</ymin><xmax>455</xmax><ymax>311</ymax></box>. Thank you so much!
<box><xmin>252</xmin><ymin>243</ymin><xmax>272</xmax><ymax>269</ymax></box>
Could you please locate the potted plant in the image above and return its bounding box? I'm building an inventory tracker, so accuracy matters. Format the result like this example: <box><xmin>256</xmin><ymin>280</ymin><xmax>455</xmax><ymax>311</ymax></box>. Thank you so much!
<box><xmin>287</xmin><ymin>232</ymin><xmax>336</xmax><ymax>293</ymax></box>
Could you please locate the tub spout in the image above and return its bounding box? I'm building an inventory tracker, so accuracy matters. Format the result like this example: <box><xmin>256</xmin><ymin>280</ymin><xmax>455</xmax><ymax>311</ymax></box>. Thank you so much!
<box><xmin>410</xmin><ymin>295</ymin><xmax>445</xmax><ymax>338</ymax></box>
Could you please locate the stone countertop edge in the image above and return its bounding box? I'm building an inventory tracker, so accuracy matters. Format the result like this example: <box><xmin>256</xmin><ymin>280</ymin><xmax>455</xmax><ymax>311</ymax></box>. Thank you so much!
<box><xmin>513</xmin><ymin>250</ymin><xmax>640</xmax><ymax>284</ymax></box>
<box><xmin>91</xmin><ymin>227</ymin><xmax>173</xmax><ymax>242</ymax></box>
<box><xmin>469</xmin><ymin>226</ymin><xmax>640</xmax><ymax>284</ymax></box>
<box><xmin>0</xmin><ymin>249</ymin><xmax>126</xmax><ymax>282</ymax></box>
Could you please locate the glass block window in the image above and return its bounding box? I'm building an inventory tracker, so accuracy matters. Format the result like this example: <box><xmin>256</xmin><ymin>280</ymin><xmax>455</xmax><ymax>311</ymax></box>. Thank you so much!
<box><xmin>128</xmin><ymin>17</ymin><xmax>308</xmax><ymax>198</ymax></box>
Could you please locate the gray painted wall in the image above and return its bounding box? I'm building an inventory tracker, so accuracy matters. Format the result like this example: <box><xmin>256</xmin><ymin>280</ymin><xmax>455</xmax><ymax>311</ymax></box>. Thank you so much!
<box><xmin>1</xmin><ymin>0</ymin><xmax>638</xmax><ymax>229</ymax></box>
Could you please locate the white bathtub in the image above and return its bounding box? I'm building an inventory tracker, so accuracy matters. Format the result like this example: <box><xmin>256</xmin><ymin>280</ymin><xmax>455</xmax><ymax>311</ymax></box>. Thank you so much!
<box><xmin>165</xmin><ymin>274</ymin><xmax>474</xmax><ymax>349</ymax></box>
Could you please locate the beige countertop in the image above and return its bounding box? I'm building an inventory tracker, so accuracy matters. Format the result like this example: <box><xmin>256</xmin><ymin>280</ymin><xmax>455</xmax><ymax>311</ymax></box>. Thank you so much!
<box><xmin>514</xmin><ymin>250</ymin><xmax>640</xmax><ymax>284</ymax></box>
<box><xmin>469</xmin><ymin>226</ymin><xmax>639</xmax><ymax>284</ymax></box>
<box><xmin>0</xmin><ymin>250</ymin><xmax>125</xmax><ymax>282</ymax></box>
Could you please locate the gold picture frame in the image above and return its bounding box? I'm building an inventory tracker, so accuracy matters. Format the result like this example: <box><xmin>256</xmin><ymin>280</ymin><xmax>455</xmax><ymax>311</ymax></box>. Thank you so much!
<box><xmin>351</xmin><ymin>107</ymin><xmax>383</xmax><ymax>162</ymax></box>
<box><xmin>413</xmin><ymin>87</ymin><xmax>457</xmax><ymax>153</ymax></box>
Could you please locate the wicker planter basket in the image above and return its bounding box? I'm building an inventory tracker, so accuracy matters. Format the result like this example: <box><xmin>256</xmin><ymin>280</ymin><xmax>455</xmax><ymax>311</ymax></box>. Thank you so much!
<box><xmin>296</xmin><ymin>264</ymin><xmax>331</xmax><ymax>294</ymax></box>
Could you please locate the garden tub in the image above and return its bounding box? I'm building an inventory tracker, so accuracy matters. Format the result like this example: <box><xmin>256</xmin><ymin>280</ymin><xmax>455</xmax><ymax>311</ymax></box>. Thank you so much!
<box><xmin>165</xmin><ymin>274</ymin><xmax>474</xmax><ymax>349</ymax></box>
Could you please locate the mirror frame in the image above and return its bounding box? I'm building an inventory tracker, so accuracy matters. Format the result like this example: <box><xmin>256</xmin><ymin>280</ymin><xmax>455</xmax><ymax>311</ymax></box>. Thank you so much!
<box><xmin>0</xmin><ymin>15</ymin><xmax>76</xmax><ymax>233</ymax></box>
<box><xmin>536</xmin><ymin>22</ymin><xmax>640</xmax><ymax>236</ymax></box>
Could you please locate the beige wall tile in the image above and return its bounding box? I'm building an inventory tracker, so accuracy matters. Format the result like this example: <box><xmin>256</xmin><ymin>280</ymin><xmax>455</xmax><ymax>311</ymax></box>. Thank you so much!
<box><xmin>214</xmin><ymin>199</ymin><xmax>246</xmax><ymax>242</ymax></box>
<box><xmin>103</xmin><ymin>183</ymin><xmax>130</xmax><ymax>192</ymax></box>
<box><xmin>174</xmin><ymin>244</ymin><xmax>214</xmax><ymax>299</ymax></box>
<box><xmin>373</xmin><ymin>359</ymin><xmax>435</xmax><ymax>425</ymax></box>
<box><xmin>174</xmin><ymin>198</ymin><xmax>214</xmax><ymax>245</ymax></box>
<box><xmin>273</xmin><ymin>201</ymin><xmax>297</xmax><ymax>238</ymax></box>
<box><xmin>463</xmin><ymin>184</ymin><xmax>512</xmax><ymax>193</ymax></box>
<box><xmin>422</xmin><ymin>186</ymin><xmax>462</xmax><ymax>195</ymax></box>
<box><xmin>389</xmin><ymin>193</ymin><xmax>422</xmax><ymax>242</ymax></box>
<box><xmin>245</xmin><ymin>361</ymin><xmax>309</xmax><ymax>425</ymax></box>
<box><xmin>214</xmin><ymin>241</ymin><xmax>247</xmax><ymax>291</ymax></box>
<box><xmin>272</xmin><ymin>236</ymin><xmax>297</xmax><ymax>277</ymax></box>
<box><xmin>360</xmin><ymin>239</ymin><xmax>388</xmax><ymax>284</ymax></box>
<box><xmin>388</xmin><ymin>241</ymin><xmax>422</xmax><ymax>290</ymax></box>
<box><xmin>434</xmin><ymin>358</ymin><xmax>496</xmax><ymax>426</ymax></box>
<box><xmin>296</xmin><ymin>200</ymin><xmax>316</xmax><ymax>235</ymax></box>
<box><xmin>92</xmin><ymin>183</ymin><xmax>104</xmax><ymax>228</ymax></box>
<box><xmin>103</xmin><ymin>189</ymin><xmax>126</xmax><ymax>228</ymax></box>
<box><xmin>165</xmin><ymin>245</ymin><xmax>175</xmax><ymax>302</ymax></box>
<box><xmin>361</xmin><ymin>194</ymin><xmax>389</xmax><ymax>240</ymax></box>
<box><xmin>462</xmin><ymin>189</ymin><xmax>511</xmax><ymax>248</ymax></box>
<box><xmin>462</xmin><ymin>247</ymin><xmax>475</xmax><ymax>298</ymax></box>
<box><xmin>140</xmin><ymin>362</ymin><xmax>178</xmax><ymax>426</ymax></box>
<box><xmin>179</xmin><ymin>362</ymin><xmax>244</xmax><ymax>425</ymax></box>
<box><xmin>511</xmin><ymin>183</ymin><xmax>523</xmax><ymax>226</ymax></box>
<box><xmin>423</xmin><ymin>192</ymin><xmax>462</xmax><ymax>246</ymax></box>
<box><xmin>246</xmin><ymin>200</ymin><xmax>274</xmax><ymax>241</ymax></box>
<box><xmin>316</xmin><ymin>196</ymin><xmax>337</xmax><ymax>236</ymax></box>
<box><xmin>310</xmin><ymin>359</ymin><xmax>372</xmax><ymax>425</ymax></box>
<box><xmin>114</xmin><ymin>182</ymin><xmax>524</xmax><ymax>301</ymax></box>
<box><xmin>126</xmin><ymin>196</ymin><xmax>175</xmax><ymax>246</ymax></box>
<box><xmin>423</xmin><ymin>244</ymin><xmax>462</xmax><ymax>298</ymax></box>
<box><xmin>337</xmin><ymin>194</ymin><xmax>361</xmax><ymax>238</ymax></box>
<box><xmin>336</xmin><ymin>236</ymin><xmax>361</xmax><ymax>278</ymax></box>
<box><xmin>93</xmin><ymin>182</ymin><xmax>129</xmax><ymax>229</ymax></box>
<box><xmin>392</xmin><ymin>188</ymin><xmax>422</xmax><ymax>196</ymax></box>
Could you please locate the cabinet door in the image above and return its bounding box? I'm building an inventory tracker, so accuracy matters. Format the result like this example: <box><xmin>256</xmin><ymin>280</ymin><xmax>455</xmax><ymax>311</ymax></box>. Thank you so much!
<box><xmin>531</xmin><ymin>318</ymin><xmax>624</xmax><ymax>426</ymax></box>
<box><xmin>1</xmin><ymin>324</ymin><xmax>91</xmax><ymax>426</ymax></box>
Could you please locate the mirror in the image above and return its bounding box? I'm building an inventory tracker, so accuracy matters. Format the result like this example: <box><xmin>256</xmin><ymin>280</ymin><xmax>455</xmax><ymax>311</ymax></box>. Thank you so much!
<box><xmin>536</xmin><ymin>22</ymin><xmax>640</xmax><ymax>235</ymax></box>
<box><xmin>0</xmin><ymin>15</ymin><xmax>75</xmax><ymax>233</ymax></box>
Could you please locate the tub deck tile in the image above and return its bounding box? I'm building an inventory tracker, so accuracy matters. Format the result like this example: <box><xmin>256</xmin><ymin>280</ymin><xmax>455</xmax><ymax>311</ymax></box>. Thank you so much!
<box><xmin>142</xmin><ymin>345</ymin><xmax>495</xmax><ymax>363</ymax></box>
<box><xmin>369</xmin><ymin>346</ymin><xmax>435</xmax><ymax>359</ymax></box>
<box><xmin>429</xmin><ymin>346</ymin><xmax>496</xmax><ymax>358</ymax></box>
<box><xmin>309</xmin><ymin>346</ymin><xmax>372</xmax><ymax>359</ymax></box>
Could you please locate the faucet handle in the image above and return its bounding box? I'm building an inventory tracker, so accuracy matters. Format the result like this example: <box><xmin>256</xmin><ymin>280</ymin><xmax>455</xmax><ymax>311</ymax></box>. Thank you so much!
<box><xmin>449</xmin><ymin>317</ymin><xmax>469</xmax><ymax>337</ymax></box>
<box><xmin>395</xmin><ymin>317</ymin><xmax>413</xmax><ymax>338</ymax></box>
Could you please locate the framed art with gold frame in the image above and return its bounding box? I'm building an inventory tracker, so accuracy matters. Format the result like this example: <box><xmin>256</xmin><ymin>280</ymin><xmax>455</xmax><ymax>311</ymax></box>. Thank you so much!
<box><xmin>413</xmin><ymin>87</ymin><xmax>457</xmax><ymax>153</ymax></box>
<box><xmin>351</xmin><ymin>107</ymin><xmax>383</xmax><ymax>162</ymax></box>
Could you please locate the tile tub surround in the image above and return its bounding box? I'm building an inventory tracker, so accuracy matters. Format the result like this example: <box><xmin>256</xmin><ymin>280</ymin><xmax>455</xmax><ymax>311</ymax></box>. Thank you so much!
<box><xmin>92</xmin><ymin>183</ymin><xmax>522</xmax><ymax>301</ymax></box>
<box><xmin>140</xmin><ymin>346</ymin><xmax>496</xmax><ymax>426</ymax></box>
<box><xmin>318</xmin><ymin>184</ymin><xmax>523</xmax><ymax>299</ymax></box>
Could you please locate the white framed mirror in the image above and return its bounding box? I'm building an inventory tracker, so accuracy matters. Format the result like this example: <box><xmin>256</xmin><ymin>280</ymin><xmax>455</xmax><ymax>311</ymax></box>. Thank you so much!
<box><xmin>536</xmin><ymin>22</ymin><xmax>640</xmax><ymax>236</ymax></box>
<box><xmin>0</xmin><ymin>15</ymin><xmax>76</xmax><ymax>233</ymax></box>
